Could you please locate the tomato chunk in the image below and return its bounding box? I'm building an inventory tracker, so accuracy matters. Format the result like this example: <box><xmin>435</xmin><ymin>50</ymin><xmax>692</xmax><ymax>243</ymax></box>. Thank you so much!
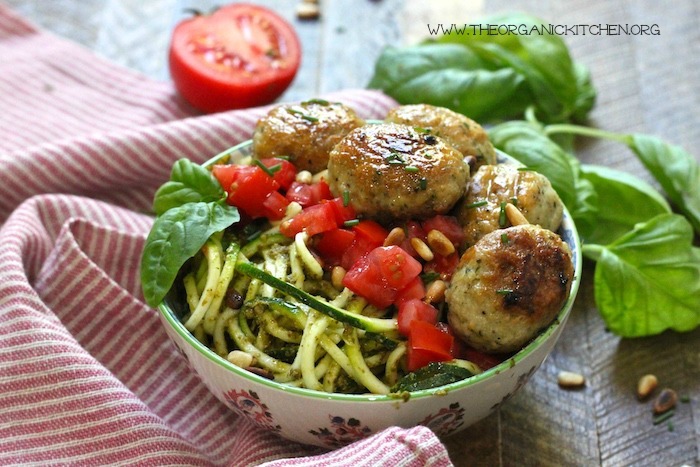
<box><xmin>421</xmin><ymin>215</ymin><xmax>465</xmax><ymax>247</ymax></box>
<box><xmin>397</xmin><ymin>299</ymin><xmax>438</xmax><ymax>337</ymax></box>
<box><xmin>280</xmin><ymin>202</ymin><xmax>338</xmax><ymax>238</ymax></box>
<box><xmin>314</xmin><ymin>228</ymin><xmax>356</xmax><ymax>267</ymax></box>
<box><xmin>262</xmin><ymin>190</ymin><xmax>290</xmax><ymax>220</ymax></box>
<box><xmin>260</xmin><ymin>158</ymin><xmax>297</xmax><ymax>190</ymax></box>
<box><xmin>342</xmin><ymin>246</ymin><xmax>421</xmax><ymax>308</ymax></box>
<box><xmin>394</xmin><ymin>276</ymin><xmax>426</xmax><ymax>306</ymax></box>
<box><xmin>406</xmin><ymin>320</ymin><xmax>454</xmax><ymax>372</ymax></box>
<box><xmin>213</xmin><ymin>164</ymin><xmax>279</xmax><ymax>219</ymax></box>
<box><xmin>286</xmin><ymin>180</ymin><xmax>333</xmax><ymax>207</ymax></box>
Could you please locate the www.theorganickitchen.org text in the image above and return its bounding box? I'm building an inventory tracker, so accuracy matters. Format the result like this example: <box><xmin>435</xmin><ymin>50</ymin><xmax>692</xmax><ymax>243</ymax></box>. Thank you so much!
<box><xmin>427</xmin><ymin>23</ymin><xmax>660</xmax><ymax>36</ymax></box>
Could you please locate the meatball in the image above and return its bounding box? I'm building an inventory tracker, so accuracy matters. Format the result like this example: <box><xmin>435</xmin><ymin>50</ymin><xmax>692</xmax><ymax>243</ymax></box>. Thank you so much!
<box><xmin>385</xmin><ymin>104</ymin><xmax>497</xmax><ymax>168</ymax></box>
<box><xmin>445</xmin><ymin>224</ymin><xmax>574</xmax><ymax>354</ymax></box>
<box><xmin>252</xmin><ymin>100</ymin><xmax>365</xmax><ymax>173</ymax></box>
<box><xmin>327</xmin><ymin>123</ymin><xmax>469</xmax><ymax>224</ymax></box>
<box><xmin>455</xmin><ymin>164</ymin><xmax>563</xmax><ymax>247</ymax></box>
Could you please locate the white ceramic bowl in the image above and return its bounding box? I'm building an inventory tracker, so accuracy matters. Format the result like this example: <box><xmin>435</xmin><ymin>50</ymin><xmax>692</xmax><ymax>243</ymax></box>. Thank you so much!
<box><xmin>157</xmin><ymin>140</ymin><xmax>582</xmax><ymax>448</ymax></box>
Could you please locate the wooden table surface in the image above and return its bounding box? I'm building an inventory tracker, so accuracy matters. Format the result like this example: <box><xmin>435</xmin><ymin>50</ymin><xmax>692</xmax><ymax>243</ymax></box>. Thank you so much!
<box><xmin>7</xmin><ymin>0</ymin><xmax>699</xmax><ymax>465</ymax></box>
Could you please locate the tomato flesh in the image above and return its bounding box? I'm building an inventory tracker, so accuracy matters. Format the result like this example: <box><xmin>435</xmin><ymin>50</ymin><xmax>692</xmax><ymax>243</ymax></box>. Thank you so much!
<box><xmin>169</xmin><ymin>4</ymin><xmax>301</xmax><ymax>113</ymax></box>
<box><xmin>397</xmin><ymin>299</ymin><xmax>438</xmax><ymax>337</ymax></box>
<box><xmin>280</xmin><ymin>202</ymin><xmax>338</xmax><ymax>238</ymax></box>
<box><xmin>406</xmin><ymin>320</ymin><xmax>454</xmax><ymax>372</ymax></box>
<box><xmin>342</xmin><ymin>246</ymin><xmax>421</xmax><ymax>308</ymax></box>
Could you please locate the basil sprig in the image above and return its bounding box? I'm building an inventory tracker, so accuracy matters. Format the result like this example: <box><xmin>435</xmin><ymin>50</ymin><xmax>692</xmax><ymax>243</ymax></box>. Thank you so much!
<box><xmin>141</xmin><ymin>159</ymin><xmax>239</xmax><ymax>307</ymax></box>
<box><xmin>368</xmin><ymin>13</ymin><xmax>595</xmax><ymax>124</ymax></box>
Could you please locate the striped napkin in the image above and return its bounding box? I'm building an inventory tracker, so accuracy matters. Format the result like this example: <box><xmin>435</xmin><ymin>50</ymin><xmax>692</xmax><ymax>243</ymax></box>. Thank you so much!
<box><xmin>0</xmin><ymin>4</ymin><xmax>453</xmax><ymax>466</ymax></box>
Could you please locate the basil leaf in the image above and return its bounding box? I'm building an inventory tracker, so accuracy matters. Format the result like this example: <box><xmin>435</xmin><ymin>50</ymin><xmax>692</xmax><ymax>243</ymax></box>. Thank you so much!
<box><xmin>488</xmin><ymin>121</ymin><xmax>598</xmax><ymax>228</ymax></box>
<box><xmin>153</xmin><ymin>158</ymin><xmax>225</xmax><ymax>215</ymax></box>
<box><xmin>368</xmin><ymin>43</ymin><xmax>530</xmax><ymax>122</ymax></box>
<box><xmin>580</xmin><ymin>165</ymin><xmax>671</xmax><ymax>245</ymax></box>
<box><xmin>588</xmin><ymin>214</ymin><xmax>700</xmax><ymax>337</ymax></box>
<box><xmin>141</xmin><ymin>202</ymin><xmax>240</xmax><ymax>307</ymax></box>
<box><xmin>437</xmin><ymin>13</ymin><xmax>595</xmax><ymax>122</ymax></box>
<box><xmin>627</xmin><ymin>134</ymin><xmax>700</xmax><ymax>234</ymax></box>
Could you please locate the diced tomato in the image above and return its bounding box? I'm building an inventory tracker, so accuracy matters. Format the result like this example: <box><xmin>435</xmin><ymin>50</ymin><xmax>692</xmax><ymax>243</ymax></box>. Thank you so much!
<box><xmin>406</xmin><ymin>320</ymin><xmax>454</xmax><ymax>372</ymax></box>
<box><xmin>280</xmin><ymin>202</ymin><xmax>338</xmax><ymax>238</ymax></box>
<box><xmin>394</xmin><ymin>276</ymin><xmax>426</xmax><ymax>306</ymax></box>
<box><xmin>342</xmin><ymin>246</ymin><xmax>421</xmax><ymax>308</ymax></box>
<box><xmin>260</xmin><ymin>158</ymin><xmax>297</xmax><ymax>190</ymax></box>
<box><xmin>371</xmin><ymin>245</ymin><xmax>422</xmax><ymax>290</ymax></box>
<box><xmin>340</xmin><ymin>220</ymin><xmax>389</xmax><ymax>270</ymax></box>
<box><xmin>342</xmin><ymin>253</ymin><xmax>393</xmax><ymax>308</ymax></box>
<box><xmin>262</xmin><ymin>190</ymin><xmax>290</xmax><ymax>220</ymax></box>
<box><xmin>314</xmin><ymin>228</ymin><xmax>356</xmax><ymax>267</ymax></box>
<box><xmin>400</xmin><ymin>220</ymin><xmax>426</xmax><ymax>257</ymax></box>
<box><xmin>324</xmin><ymin>197</ymin><xmax>357</xmax><ymax>224</ymax></box>
<box><xmin>285</xmin><ymin>180</ymin><xmax>333</xmax><ymax>207</ymax></box>
<box><xmin>421</xmin><ymin>215</ymin><xmax>465</xmax><ymax>247</ymax></box>
<box><xmin>212</xmin><ymin>164</ymin><xmax>254</xmax><ymax>192</ymax></box>
<box><xmin>213</xmin><ymin>164</ymin><xmax>280</xmax><ymax>219</ymax></box>
<box><xmin>397</xmin><ymin>299</ymin><xmax>438</xmax><ymax>337</ymax></box>
<box><xmin>436</xmin><ymin>323</ymin><xmax>504</xmax><ymax>370</ymax></box>
<box><xmin>352</xmin><ymin>220</ymin><xmax>389</xmax><ymax>245</ymax></box>
<box><xmin>424</xmin><ymin>252</ymin><xmax>460</xmax><ymax>281</ymax></box>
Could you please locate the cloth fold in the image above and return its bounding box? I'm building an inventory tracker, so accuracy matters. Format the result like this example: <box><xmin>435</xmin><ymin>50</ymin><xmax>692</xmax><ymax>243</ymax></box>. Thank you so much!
<box><xmin>0</xmin><ymin>4</ymin><xmax>454</xmax><ymax>466</ymax></box>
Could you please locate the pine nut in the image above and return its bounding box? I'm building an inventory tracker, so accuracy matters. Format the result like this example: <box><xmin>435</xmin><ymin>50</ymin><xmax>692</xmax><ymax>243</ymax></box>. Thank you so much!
<box><xmin>425</xmin><ymin>279</ymin><xmax>447</xmax><ymax>304</ymax></box>
<box><xmin>331</xmin><ymin>265</ymin><xmax>346</xmax><ymax>290</ymax></box>
<box><xmin>410</xmin><ymin>237</ymin><xmax>434</xmax><ymax>261</ymax></box>
<box><xmin>383</xmin><ymin>227</ymin><xmax>406</xmax><ymax>246</ymax></box>
<box><xmin>427</xmin><ymin>229</ymin><xmax>456</xmax><ymax>256</ymax></box>
<box><xmin>637</xmin><ymin>374</ymin><xmax>658</xmax><ymax>400</ymax></box>
<box><xmin>505</xmin><ymin>203</ymin><xmax>529</xmax><ymax>226</ymax></box>
<box><xmin>653</xmin><ymin>388</ymin><xmax>678</xmax><ymax>414</ymax></box>
<box><xmin>557</xmin><ymin>370</ymin><xmax>585</xmax><ymax>388</ymax></box>
<box><xmin>227</xmin><ymin>350</ymin><xmax>255</xmax><ymax>368</ymax></box>
<box><xmin>295</xmin><ymin>170</ymin><xmax>313</xmax><ymax>184</ymax></box>
<box><xmin>296</xmin><ymin>2</ymin><xmax>320</xmax><ymax>19</ymax></box>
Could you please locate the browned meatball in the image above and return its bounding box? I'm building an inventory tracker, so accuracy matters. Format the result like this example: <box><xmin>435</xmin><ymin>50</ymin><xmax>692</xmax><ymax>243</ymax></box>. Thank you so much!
<box><xmin>385</xmin><ymin>104</ymin><xmax>497</xmax><ymax>168</ymax></box>
<box><xmin>455</xmin><ymin>164</ymin><xmax>564</xmax><ymax>247</ymax></box>
<box><xmin>327</xmin><ymin>123</ymin><xmax>469</xmax><ymax>224</ymax></box>
<box><xmin>252</xmin><ymin>100</ymin><xmax>365</xmax><ymax>173</ymax></box>
<box><xmin>445</xmin><ymin>224</ymin><xmax>574</xmax><ymax>354</ymax></box>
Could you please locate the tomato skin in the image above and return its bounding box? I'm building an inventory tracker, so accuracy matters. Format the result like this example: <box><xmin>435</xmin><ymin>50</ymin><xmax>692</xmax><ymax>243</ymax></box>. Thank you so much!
<box><xmin>262</xmin><ymin>190</ymin><xmax>290</xmax><ymax>220</ymax></box>
<box><xmin>371</xmin><ymin>245</ymin><xmax>422</xmax><ymax>290</ymax></box>
<box><xmin>169</xmin><ymin>4</ymin><xmax>301</xmax><ymax>113</ymax></box>
<box><xmin>394</xmin><ymin>276</ymin><xmax>426</xmax><ymax>306</ymax></box>
<box><xmin>314</xmin><ymin>228</ymin><xmax>356</xmax><ymax>267</ymax></box>
<box><xmin>260</xmin><ymin>158</ymin><xmax>297</xmax><ymax>190</ymax></box>
<box><xmin>280</xmin><ymin>202</ymin><xmax>338</xmax><ymax>238</ymax></box>
<box><xmin>397</xmin><ymin>299</ymin><xmax>438</xmax><ymax>337</ymax></box>
<box><xmin>285</xmin><ymin>180</ymin><xmax>333</xmax><ymax>207</ymax></box>
<box><xmin>212</xmin><ymin>164</ymin><xmax>281</xmax><ymax>219</ymax></box>
<box><xmin>324</xmin><ymin>197</ymin><xmax>357</xmax><ymax>224</ymax></box>
<box><xmin>424</xmin><ymin>252</ymin><xmax>460</xmax><ymax>281</ymax></box>
<box><xmin>406</xmin><ymin>320</ymin><xmax>454</xmax><ymax>372</ymax></box>
<box><xmin>342</xmin><ymin>246</ymin><xmax>421</xmax><ymax>308</ymax></box>
<box><xmin>421</xmin><ymin>215</ymin><xmax>465</xmax><ymax>247</ymax></box>
<box><xmin>340</xmin><ymin>220</ymin><xmax>389</xmax><ymax>270</ymax></box>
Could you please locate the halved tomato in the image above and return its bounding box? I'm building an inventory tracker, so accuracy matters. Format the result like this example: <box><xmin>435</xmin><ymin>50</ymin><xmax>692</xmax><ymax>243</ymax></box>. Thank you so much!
<box><xmin>169</xmin><ymin>4</ymin><xmax>301</xmax><ymax>113</ymax></box>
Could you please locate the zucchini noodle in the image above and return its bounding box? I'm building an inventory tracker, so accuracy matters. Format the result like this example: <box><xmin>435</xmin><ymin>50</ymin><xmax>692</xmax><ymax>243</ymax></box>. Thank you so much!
<box><xmin>177</xmin><ymin>217</ymin><xmax>475</xmax><ymax>395</ymax></box>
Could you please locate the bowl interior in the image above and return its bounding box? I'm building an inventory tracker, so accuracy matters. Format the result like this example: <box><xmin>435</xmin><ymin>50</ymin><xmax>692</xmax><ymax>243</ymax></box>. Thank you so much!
<box><xmin>159</xmin><ymin>139</ymin><xmax>582</xmax><ymax>402</ymax></box>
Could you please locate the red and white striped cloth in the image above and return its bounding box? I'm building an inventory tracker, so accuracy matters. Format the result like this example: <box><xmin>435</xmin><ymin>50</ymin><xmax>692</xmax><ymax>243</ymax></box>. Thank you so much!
<box><xmin>0</xmin><ymin>4</ymin><xmax>454</xmax><ymax>466</ymax></box>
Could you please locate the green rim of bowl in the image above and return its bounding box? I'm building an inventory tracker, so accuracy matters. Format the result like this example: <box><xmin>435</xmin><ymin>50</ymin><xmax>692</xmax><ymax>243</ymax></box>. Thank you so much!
<box><xmin>158</xmin><ymin>138</ymin><xmax>583</xmax><ymax>403</ymax></box>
